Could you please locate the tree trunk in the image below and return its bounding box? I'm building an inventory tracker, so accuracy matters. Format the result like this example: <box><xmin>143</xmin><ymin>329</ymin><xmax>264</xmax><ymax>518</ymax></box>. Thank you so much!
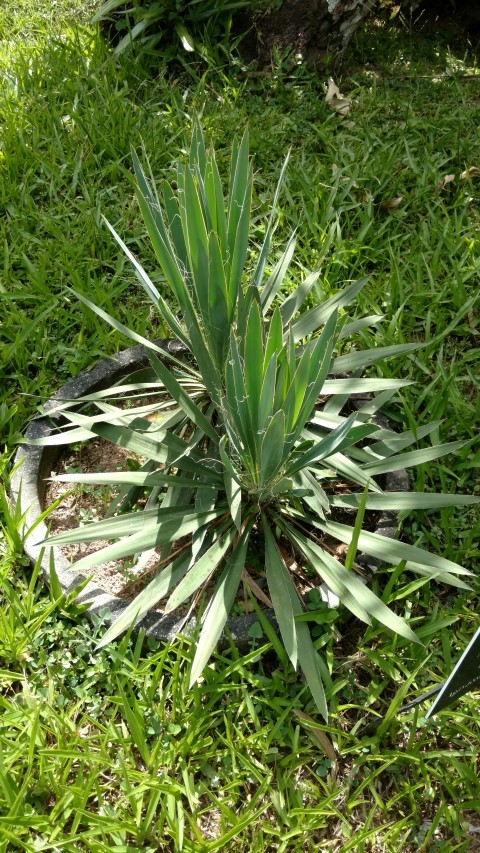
<box><xmin>238</xmin><ymin>0</ymin><xmax>377</xmax><ymax>69</ymax></box>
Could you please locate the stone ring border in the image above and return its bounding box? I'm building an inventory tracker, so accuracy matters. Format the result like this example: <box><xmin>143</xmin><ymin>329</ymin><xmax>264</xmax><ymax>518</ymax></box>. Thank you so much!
<box><xmin>11</xmin><ymin>341</ymin><xmax>409</xmax><ymax>649</ymax></box>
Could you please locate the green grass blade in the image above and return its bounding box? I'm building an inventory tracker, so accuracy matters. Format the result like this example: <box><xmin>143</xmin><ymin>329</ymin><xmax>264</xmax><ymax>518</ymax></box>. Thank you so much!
<box><xmin>344</xmin><ymin>482</ymin><xmax>370</xmax><ymax>572</ymax></box>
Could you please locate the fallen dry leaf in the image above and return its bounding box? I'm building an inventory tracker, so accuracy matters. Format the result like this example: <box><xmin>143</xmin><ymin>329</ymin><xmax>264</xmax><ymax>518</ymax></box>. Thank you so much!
<box><xmin>377</xmin><ymin>196</ymin><xmax>404</xmax><ymax>211</ymax></box>
<box><xmin>438</xmin><ymin>174</ymin><xmax>456</xmax><ymax>192</ymax></box>
<box><xmin>460</xmin><ymin>166</ymin><xmax>480</xmax><ymax>181</ymax></box>
<box><xmin>242</xmin><ymin>569</ymin><xmax>273</xmax><ymax>609</ymax></box>
<box><xmin>331</xmin><ymin>163</ymin><xmax>355</xmax><ymax>185</ymax></box>
<box><xmin>325</xmin><ymin>78</ymin><xmax>351</xmax><ymax>118</ymax></box>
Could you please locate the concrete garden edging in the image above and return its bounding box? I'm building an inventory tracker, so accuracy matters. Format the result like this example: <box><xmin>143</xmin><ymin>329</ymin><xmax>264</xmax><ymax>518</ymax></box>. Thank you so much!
<box><xmin>11</xmin><ymin>342</ymin><xmax>409</xmax><ymax>649</ymax></box>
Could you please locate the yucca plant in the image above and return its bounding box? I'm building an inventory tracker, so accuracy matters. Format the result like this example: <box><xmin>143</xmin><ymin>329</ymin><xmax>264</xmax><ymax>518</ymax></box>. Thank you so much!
<box><xmin>34</xmin><ymin>129</ymin><xmax>478</xmax><ymax>719</ymax></box>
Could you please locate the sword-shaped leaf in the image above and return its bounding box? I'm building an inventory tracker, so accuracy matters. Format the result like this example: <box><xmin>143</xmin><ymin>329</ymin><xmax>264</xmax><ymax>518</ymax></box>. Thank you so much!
<box><xmin>321</xmin><ymin>378</ymin><xmax>414</xmax><ymax>395</ymax></box>
<box><xmin>297</xmin><ymin>469</ymin><xmax>329</xmax><ymax>519</ymax></box>
<box><xmin>203</xmin><ymin>153</ymin><xmax>227</xmax><ymax>259</ymax></box>
<box><xmin>318</xmin><ymin>542</ymin><xmax>419</xmax><ymax>642</ymax></box>
<box><xmin>282</xmin><ymin>521</ymin><xmax>370</xmax><ymax>624</ymax></box>
<box><xmin>331</xmin><ymin>342</ymin><xmax>421</xmax><ymax>374</ymax></box>
<box><xmin>284</xmin><ymin>521</ymin><xmax>418</xmax><ymax>642</ymax></box>
<box><xmin>64</xmin><ymin>507</ymin><xmax>225</xmax><ymax>573</ymax></box>
<box><xmin>338</xmin><ymin>315</ymin><xmax>385</xmax><ymax>339</ymax></box>
<box><xmin>182</xmin><ymin>166</ymin><xmax>210</xmax><ymax>313</ymax></box>
<box><xmin>165</xmin><ymin>526</ymin><xmax>236</xmax><ymax>613</ymax></box>
<box><xmin>344</xmin><ymin>482</ymin><xmax>369</xmax><ymax>572</ymax></box>
<box><xmin>290</xmin><ymin>312</ymin><xmax>339</xmax><ymax>426</ymax></box>
<box><xmin>227</xmin><ymin>131</ymin><xmax>251</xmax><ymax>299</ymax></box>
<box><xmin>132</xmin><ymin>158</ymin><xmax>190</xmax><ymax>311</ymax></box>
<box><xmin>286</xmin><ymin>414</ymin><xmax>375</xmax><ymax>477</ymax></box>
<box><xmin>244</xmin><ymin>302</ymin><xmax>265</xmax><ymax>428</ymax></box>
<box><xmin>162</xmin><ymin>179</ymin><xmax>188</xmax><ymax>270</ymax></box>
<box><xmin>259</xmin><ymin>410</ymin><xmax>286</xmax><ymax>484</ymax></box>
<box><xmin>291</xmin><ymin>277</ymin><xmax>368</xmax><ymax>341</ymax></box>
<box><xmin>318</xmin><ymin>450</ymin><xmax>384</xmax><ymax>494</ymax></box>
<box><xmin>260</xmin><ymin>233</ymin><xmax>297</xmax><ymax>314</ymax></box>
<box><xmin>46</xmin><ymin>504</ymin><xmax>223</xmax><ymax>546</ymax></box>
<box><xmin>258</xmin><ymin>353</ymin><xmax>277</xmax><ymax>435</ymax></box>
<box><xmin>52</xmin><ymin>471</ymin><xmax>218</xmax><ymax>490</ymax></box>
<box><xmin>87</xmin><ymin>421</ymin><xmax>221</xmax><ymax>481</ymax></box>
<box><xmin>317</xmin><ymin>519</ymin><xmax>472</xmax><ymax>577</ymax></box>
<box><xmin>251</xmin><ymin>150</ymin><xmax>290</xmax><ymax>290</ymax></box>
<box><xmin>207</xmin><ymin>230</ymin><xmax>230</xmax><ymax>363</ymax></box>
<box><xmin>72</xmin><ymin>287</ymin><xmax>190</xmax><ymax>362</ymax></box>
<box><xmin>331</xmin><ymin>492</ymin><xmax>480</xmax><ymax>510</ymax></box>
<box><xmin>279</xmin><ymin>268</ymin><xmax>321</xmax><ymax>329</ymax></box>
<box><xmin>296</xmin><ymin>626</ymin><xmax>329</xmax><ymax>721</ymax></box>
<box><xmin>146</xmin><ymin>351</ymin><xmax>218</xmax><ymax>442</ymax></box>
<box><xmin>263</xmin><ymin>517</ymin><xmax>300</xmax><ymax>669</ymax></box>
<box><xmin>96</xmin><ymin>549</ymin><xmax>193</xmax><ymax>649</ymax></box>
<box><xmin>263</xmin><ymin>307</ymin><xmax>283</xmax><ymax>371</ymax></box>
<box><xmin>367</xmin><ymin>421</ymin><xmax>443</xmax><ymax>458</ymax></box>
<box><xmin>189</xmin><ymin>520</ymin><xmax>253</xmax><ymax>687</ymax></box>
<box><xmin>362</xmin><ymin>440</ymin><xmax>467</xmax><ymax>475</ymax></box>
<box><xmin>225</xmin><ymin>333</ymin><xmax>258</xmax><ymax>464</ymax></box>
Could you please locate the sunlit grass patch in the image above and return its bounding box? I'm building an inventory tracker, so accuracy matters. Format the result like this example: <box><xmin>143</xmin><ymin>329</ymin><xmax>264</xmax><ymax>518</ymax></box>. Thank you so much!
<box><xmin>0</xmin><ymin>0</ymin><xmax>479</xmax><ymax>849</ymax></box>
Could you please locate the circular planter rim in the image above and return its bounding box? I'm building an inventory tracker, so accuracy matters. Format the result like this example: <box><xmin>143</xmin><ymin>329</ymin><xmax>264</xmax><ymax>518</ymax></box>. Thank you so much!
<box><xmin>11</xmin><ymin>341</ymin><xmax>410</xmax><ymax>648</ymax></box>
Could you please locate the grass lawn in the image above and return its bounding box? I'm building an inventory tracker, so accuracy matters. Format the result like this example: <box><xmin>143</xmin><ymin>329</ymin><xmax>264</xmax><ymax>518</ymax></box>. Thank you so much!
<box><xmin>1</xmin><ymin>1</ymin><xmax>479</xmax><ymax>849</ymax></box>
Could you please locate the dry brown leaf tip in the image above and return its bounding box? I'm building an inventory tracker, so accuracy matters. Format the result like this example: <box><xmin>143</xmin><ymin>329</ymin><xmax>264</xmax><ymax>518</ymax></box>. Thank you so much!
<box><xmin>292</xmin><ymin>709</ymin><xmax>338</xmax><ymax>775</ymax></box>
<box><xmin>460</xmin><ymin>166</ymin><xmax>480</xmax><ymax>181</ymax></box>
<box><xmin>325</xmin><ymin>78</ymin><xmax>351</xmax><ymax>118</ymax></box>
<box><xmin>439</xmin><ymin>167</ymin><xmax>480</xmax><ymax>192</ymax></box>
<box><xmin>377</xmin><ymin>196</ymin><xmax>404</xmax><ymax>211</ymax></box>
<box><xmin>438</xmin><ymin>174</ymin><xmax>456</xmax><ymax>192</ymax></box>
